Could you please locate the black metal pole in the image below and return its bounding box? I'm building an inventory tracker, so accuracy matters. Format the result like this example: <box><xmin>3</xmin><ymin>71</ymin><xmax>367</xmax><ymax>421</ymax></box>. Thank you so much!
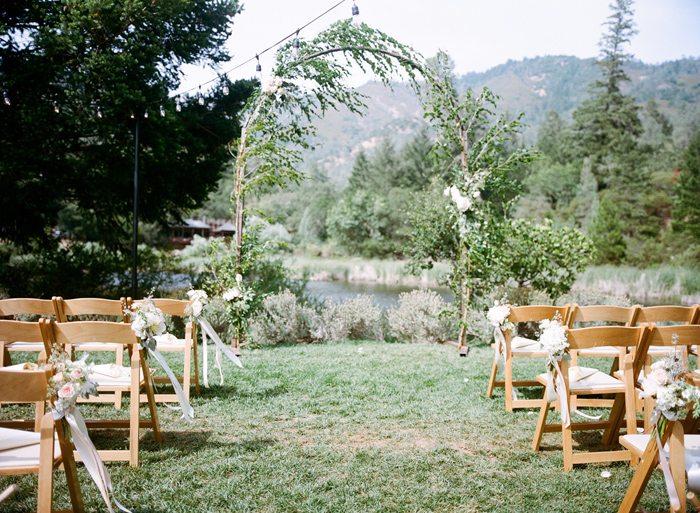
<box><xmin>131</xmin><ymin>115</ymin><xmax>140</xmax><ymax>298</ymax></box>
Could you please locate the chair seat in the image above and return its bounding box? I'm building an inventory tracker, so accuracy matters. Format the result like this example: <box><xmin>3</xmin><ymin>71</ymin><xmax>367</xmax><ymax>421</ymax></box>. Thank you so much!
<box><xmin>155</xmin><ymin>334</ymin><xmax>187</xmax><ymax>350</ymax></box>
<box><xmin>576</xmin><ymin>345</ymin><xmax>624</xmax><ymax>357</ymax></box>
<box><xmin>90</xmin><ymin>364</ymin><xmax>144</xmax><ymax>387</ymax></box>
<box><xmin>0</xmin><ymin>428</ymin><xmax>60</xmax><ymax>469</ymax></box>
<box><xmin>621</xmin><ymin>434</ymin><xmax>700</xmax><ymax>461</ymax></box>
<box><xmin>511</xmin><ymin>336</ymin><xmax>547</xmax><ymax>355</ymax></box>
<box><xmin>6</xmin><ymin>341</ymin><xmax>44</xmax><ymax>352</ymax></box>
<box><xmin>537</xmin><ymin>366</ymin><xmax>623</xmax><ymax>392</ymax></box>
<box><xmin>1</xmin><ymin>363</ymin><xmax>40</xmax><ymax>372</ymax></box>
<box><xmin>72</xmin><ymin>342</ymin><xmax>123</xmax><ymax>351</ymax></box>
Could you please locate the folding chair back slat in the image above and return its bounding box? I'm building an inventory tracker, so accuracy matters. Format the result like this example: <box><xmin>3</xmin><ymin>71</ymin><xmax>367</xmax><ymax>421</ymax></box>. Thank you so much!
<box><xmin>567</xmin><ymin>304</ymin><xmax>640</xmax><ymax>326</ymax></box>
<box><xmin>55</xmin><ymin>298</ymin><xmax>128</xmax><ymax>321</ymax></box>
<box><xmin>636</xmin><ymin>305</ymin><xmax>698</xmax><ymax>325</ymax></box>
<box><xmin>0</xmin><ymin>320</ymin><xmax>44</xmax><ymax>344</ymax></box>
<box><xmin>0</xmin><ymin>368</ymin><xmax>51</xmax><ymax>402</ymax></box>
<box><xmin>0</xmin><ymin>298</ymin><xmax>55</xmax><ymax>318</ymax></box>
<box><xmin>49</xmin><ymin>320</ymin><xmax>138</xmax><ymax>347</ymax></box>
<box><xmin>507</xmin><ymin>305</ymin><xmax>569</xmax><ymax>324</ymax></box>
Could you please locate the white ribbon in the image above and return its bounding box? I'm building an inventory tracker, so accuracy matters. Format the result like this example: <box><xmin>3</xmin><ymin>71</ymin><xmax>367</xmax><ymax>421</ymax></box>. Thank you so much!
<box><xmin>547</xmin><ymin>358</ymin><xmax>571</xmax><ymax>428</ymax></box>
<box><xmin>144</xmin><ymin>346</ymin><xmax>194</xmax><ymax>422</ymax></box>
<box><xmin>493</xmin><ymin>327</ymin><xmax>506</xmax><ymax>372</ymax></box>
<box><xmin>197</xmin><ymin>318</ymin><xmax>243</xmax><ymax>372</ymax></box>
<box><xmin>653</xmin><ymin>416</ymin><xmax>682</xmax><ymax>512</ymax></box>
<box><xmin>202</xmin><ymin>327</ymin><xmax>209</xmax><ymax>389</ymax></box>
<box><xmin>55</xmin><ymin>407</ymin><xmax>132</xmax><ymax>513</ymax></box>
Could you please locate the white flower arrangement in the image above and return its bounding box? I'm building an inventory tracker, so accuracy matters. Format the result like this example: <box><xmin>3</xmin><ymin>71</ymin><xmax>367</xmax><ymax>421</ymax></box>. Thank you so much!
<box><xmin>47</xmin><ymin>351</ymin><xmax>98</xmax><ymax>417</ymax></box>
<box><xmin>185</xmin><ymin>289</ymin><xmax>208</xmax><ymax>319</ymax></box>
<box><xmin>537</xmin><ymin>313</ymin><xmax>569</xmax><ymax>361</ymax></box>
<box><xmin>443</xmin><ymin>185</ymin><xmax>472</xmax><ymax>213</ymax></box>
<box><xmin>127</xmin><ymin>296</ymin><xmax>167</xmax><ymax>351</ymax></box>
<box><xmin>487</xmin><ymin>300</ymin><xmax>514</xmax><ymax>331</ymax></box>
<box><xmin>223</xmin><ymin>274</ymin><xmax>254</xmax><ymax>313</ymax></box>
<box><xmin>640</xmin><ymin>347</ymin><xmax>700</xmax><ymax>421</ymax></box>
<box><xmin>263</xmin><ymin>76</ymin><xmax>284</xmax><ymax>97</ymax></box>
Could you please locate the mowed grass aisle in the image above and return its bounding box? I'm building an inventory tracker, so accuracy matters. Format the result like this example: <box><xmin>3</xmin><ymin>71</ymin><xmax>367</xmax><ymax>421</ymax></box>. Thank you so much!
<box><xmin>1</xmin><ymin>342</ymin><xmax>670</xmax><ymax>512</ymax></box>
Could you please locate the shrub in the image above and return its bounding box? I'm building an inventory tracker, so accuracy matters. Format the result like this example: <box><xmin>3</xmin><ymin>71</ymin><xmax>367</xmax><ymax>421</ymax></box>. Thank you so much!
<box><xmin>249</xmin><ymin>290</ymin><xmax>318</xmax><ymax>345</ymax></box>
<box><xmin>387</xmin><ymin>289</ymin><xmax>453</xmax><ymax>343</ymax></box>
<box><xmin>314</xmin><ymin>295</ymin><xmax>383</xmax><ymax>342</ymax></box>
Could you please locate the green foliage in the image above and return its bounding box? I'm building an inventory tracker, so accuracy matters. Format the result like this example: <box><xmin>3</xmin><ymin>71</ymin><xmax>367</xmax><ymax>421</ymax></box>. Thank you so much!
<box><xmin>571</xmin><ymin>0</ymin><xmax>642</xmax><ymax>185</ymax></box>
<box><xmin>0</xmin><ymin>0</ymin><xmax>253</xmax><ymax>248</ymax></box>
<box><xmin>589</xmin><ymin>193</ymin><xmax>627</xmax><ymax>264</ymax></box>
<box><xmin>0</xmin><ymin>241</ymin><xmax>176</xmax><ymax>299</ymax></box>
<box><xmin>674</xmin><ymin>130</ymin><xmax>700</xmax><ymax>243</ymax></box>
<box><xmin>506</xmin><ymin>219</ymin><xmax>595</xmax><ymax>299</ymax></box>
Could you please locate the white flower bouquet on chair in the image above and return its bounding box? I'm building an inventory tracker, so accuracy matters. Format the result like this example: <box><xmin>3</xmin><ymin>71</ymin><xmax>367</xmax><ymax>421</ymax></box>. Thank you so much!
<box><xmin>127</xmin><ymin>296</ymin><xmax>194</xmax><ymax>421</ymax></box>
<box><xmin>47</xmin><ymin>351</ymin><xmax>131</xmax><ymax>513</ymax></box>
<box><xmin>487</xmin><ymin>300</ymin><xmax>514</xmax><ymax>370</ymax></box>
<box><xmin>537</xmin><ymin>313</ymin><xmax>571</xmax><ymax>426</ymax></box>
<box><xmin>184</xmin><ymin>288</ymin><xmax>243</xmax><ymax>389</ymax></box>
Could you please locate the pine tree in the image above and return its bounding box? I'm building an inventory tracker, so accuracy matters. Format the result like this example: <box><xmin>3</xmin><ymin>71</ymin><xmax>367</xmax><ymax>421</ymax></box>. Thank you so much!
<box><xmin>673</xmin><ymin>130</ymin><xmax>700</xmax><ymax>241</ymax></box>
<box><xmin>572</xmin><ymin>0</ymin><xmax>642</xmax><ymax>188</ymax></box>
<box><xmin>589</xmin><ymin>193</ymin><xmax>627</xmax><ymax>263</ymax></box>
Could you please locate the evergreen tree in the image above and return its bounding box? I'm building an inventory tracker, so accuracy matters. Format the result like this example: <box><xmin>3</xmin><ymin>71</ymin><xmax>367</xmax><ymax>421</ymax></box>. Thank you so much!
<box><xmin>394</xmin><ymin>127</ymin><xmax>436</xmax><ymax>189</ymax></box>
<box><xmin>673</xmin><ymin>130</ymin><xmax>700</xmax><ymax>242</ymax></box>
<box><xmin>347</xmin><ymin>150</ymin><xmax>373</xmax><ymax>191</ymax></box>
<box><xmin>589</xmin><ymin>193</ymin><xmax>627</xmax><ymax>263</ymax></box>
<box><xmin>572</xmin><ymin>0</ymin><xmax>642</xmax><ymax>188</ymax></box>
<box><xmin>0</xmin><ymin>0</ymin><xmax>252</xmax><ymax>249</ymax></box>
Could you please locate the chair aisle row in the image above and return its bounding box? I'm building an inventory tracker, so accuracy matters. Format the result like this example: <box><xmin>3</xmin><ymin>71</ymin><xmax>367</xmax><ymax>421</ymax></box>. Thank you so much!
<box><xmin>487</xmin><ymin>302</ymin><xmax>700</xmax><ymax>513</ymax></box>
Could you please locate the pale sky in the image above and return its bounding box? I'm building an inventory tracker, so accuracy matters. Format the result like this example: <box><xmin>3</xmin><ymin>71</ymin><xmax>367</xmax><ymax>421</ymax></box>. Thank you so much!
<box><xmin>176</xmin><ymin>0</ymin><xmax>700</xmax><ymax>95</ymax></box>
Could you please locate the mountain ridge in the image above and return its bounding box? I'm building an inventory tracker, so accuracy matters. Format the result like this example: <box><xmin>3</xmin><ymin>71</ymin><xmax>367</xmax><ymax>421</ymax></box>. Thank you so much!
<box><xmin>306</xmin><ymin>54</ymin><xmax>700</xmax><ymax>186</ymax></box>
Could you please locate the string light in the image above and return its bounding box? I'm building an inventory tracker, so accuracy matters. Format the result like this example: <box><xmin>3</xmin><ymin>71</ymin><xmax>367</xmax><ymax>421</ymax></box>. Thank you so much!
<box><xmin>130</xmin><ymin>112</ymin><xmax>135</xmax><ymax>119</ymax></box>
<box><xmin>96</xmin><ymin>107</ymin><xmax>103</xmax><ymax>119</ymax></box>
<box><xmin>3</xmin><ymin>92</ymin><xmax>10</xmax><ymax>106</ymax></box>
<box><xmin>175</xmin><ymin>98</ymin><xmax>182</xmax><ymax>112</ymax></box>
<box><xmin>255</xmin><ymin>54</ymin><xmax>262</xmax><ymax>73</ymax></box>
<box><xmin>198</xmin><ymin>86</ymin><xmax>205</xmax><ymax>105</ymax></box>
<box><xmin>222</xmin><ymin>83</ymin><xmax>230</xmax><ymax>95</ymax></box>
<box><xmin>53</xmin><ymin>102</ymin><xmax>60</xmax><ymax>114</ymax></box>
<box><xmin>293</xmin><ymin>30</ymin><xmax>301</xmax><ymax>59</ymax></box>
<box><xmin>160</xmin><ymin>105</ymin><xmax>166</xmax><ymax>117</ymax></box>
<box><xmin>352</xmin><ymin>1</ymin><xmax>359</xmax><ymax>19</ymax></box>
<box><xmin>143</xmin><ymin>110</ymin><xmax>149</xmax><ymax>119</ymax></box>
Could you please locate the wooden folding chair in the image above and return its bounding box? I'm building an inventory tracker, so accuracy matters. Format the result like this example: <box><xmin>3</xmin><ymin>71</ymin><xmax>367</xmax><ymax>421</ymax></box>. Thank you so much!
<box><xmin>618</xmin><ymin>419</ymin><xmax>693</xmax><ymax>513</ymax></box>
<box><xmin>531</xmin><ymin>325</ymin><xmax>650</xmax><ymax>471</ymax></box>
<box><xmin>0</xmin><ymin>368</ymin><xmax>84</xmax><ymax>513</ymax></box>
<box><xmin>0</xmin><ymin>298</ymin><xmax>57</xmax><ymax>364</ymax></box>
<box><xmin>53</xmin><ymin>297</ymin><xmax>129</xmax><ymax>408</ymax></box>
<box><xmin>133</xmin><ymin>298</ymin><xmax>200</xmax><ymax>402</ymax></box>
<box><xmin>634</xmin><ymin>305</ymin><xmax>700</xmax><ymax>359</ymax></box>
<box><xmin>486</xmin><ymin>305</ymin><xmax>570</xmax><ymax>411</ymax></box>
<box><xmin>567</xmin><ymin>304</ymin><xmax>641</xmax><ymax>361</ymax></box>
<box><xmin>41</xmin><ymin>319</ymin><xmax>162</xmax><ymax>467</ymax></box>
<box><xmin>0</xmin><ymin>320</ymin><xmax>49</xmax><ymax>427</ymax></box>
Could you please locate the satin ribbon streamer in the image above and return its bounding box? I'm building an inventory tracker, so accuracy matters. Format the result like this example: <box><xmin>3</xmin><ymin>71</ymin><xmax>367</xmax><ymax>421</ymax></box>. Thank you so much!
<box><xmin>55</xmin><ymin>407</ymin><xmax>131</xmax><ymax>513</ymax></box>
<box><xmin>493</xmin><ymin>327</ymin><xmax>506</xmax><ymax>372</ymax></box>
<box><xmin>197</xmin><ymin>319</ymin><xmax>243</xmax><ymax>382</ymax></box>
<box><xmin>653</xmin><ymin>415</ymin><xmax>682</xmax><ymax>512</ymax></box>
<box><xmin>546</xmin><ymin>358</ymin><xmax>571</xmax><ymax>427</ymax></box>
<box><xmin>145</xmin><ymin>346</ymin><xmax>194</xmax><ymax>422</ymax></box>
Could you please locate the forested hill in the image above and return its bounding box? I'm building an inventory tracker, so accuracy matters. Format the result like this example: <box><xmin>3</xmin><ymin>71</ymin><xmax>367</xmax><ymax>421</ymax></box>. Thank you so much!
<box><xmin>309</xmin><ymin>55</ymin><xmax>700</xmax><ymax>185</ymax></box>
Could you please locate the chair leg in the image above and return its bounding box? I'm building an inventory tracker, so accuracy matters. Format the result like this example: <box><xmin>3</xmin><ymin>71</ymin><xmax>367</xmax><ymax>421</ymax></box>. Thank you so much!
<box><xmin>57</xmin><ymin>419</ymin><xmax>85</xmax><ymax>513</ymax></box>
<box><xmin>129</xmin><ymin>350</ymin><xmax>140</xmax><ymax>467</ymax></box>
<box><xmin>192</xmin><ymin>337</ymin><xmax>200</xmax><ymax>396</ymax></box>
<box><xmin>504</xmin><ymin>354</ymin><xmax>514</xmax><ymax>412</ymax></box>
<box><xmin>562</xmin><ymin>420</ymin><xmax>574</xmax><ymax>472</ymax></box>
<box><xmin>183</xmin><ymin>342</ymin><xmax>192</xmax><ymax>402</ymax></box>
<box><xmin>114</xmin><ymin>344</ymin><xmax>124</xmax><ymax>410</ymax></box>
<box><xmin>37</xmin><ymin>414</ymin><xmax>55</xmax><ymax>513</ymax></box>
<box><xmin>617</xmin><ymin>440</ymin><xmax>661</xmax><ymax>513</ymax></box>
<box><xmin>532</xmin><ymin>392</ymin><xmax>550</xmax><ymax>451</ymax></box>
<box><xmin>140</xmin><ymin>353</ymin><xmax>162</xmax><ymax>445</ymax></box>
<box><xmin>486</xmin><ymin>356</ymin><xmax>498</xmax><ymax>398</ymax></box>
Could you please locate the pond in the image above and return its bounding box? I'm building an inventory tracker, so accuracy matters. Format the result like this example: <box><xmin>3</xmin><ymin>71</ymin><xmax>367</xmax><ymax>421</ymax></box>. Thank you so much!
<box><xmin>305</xmin><ymin>280</ymin><xmax>453</xmax><ymax>309</ymax></box>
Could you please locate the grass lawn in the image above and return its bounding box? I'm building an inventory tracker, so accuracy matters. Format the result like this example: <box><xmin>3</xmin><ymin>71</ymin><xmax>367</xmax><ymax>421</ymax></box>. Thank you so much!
<box><xmin>1</xmin><ymin>342</ymin><xmax>671</xmax><ymax>512</ymax></box>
